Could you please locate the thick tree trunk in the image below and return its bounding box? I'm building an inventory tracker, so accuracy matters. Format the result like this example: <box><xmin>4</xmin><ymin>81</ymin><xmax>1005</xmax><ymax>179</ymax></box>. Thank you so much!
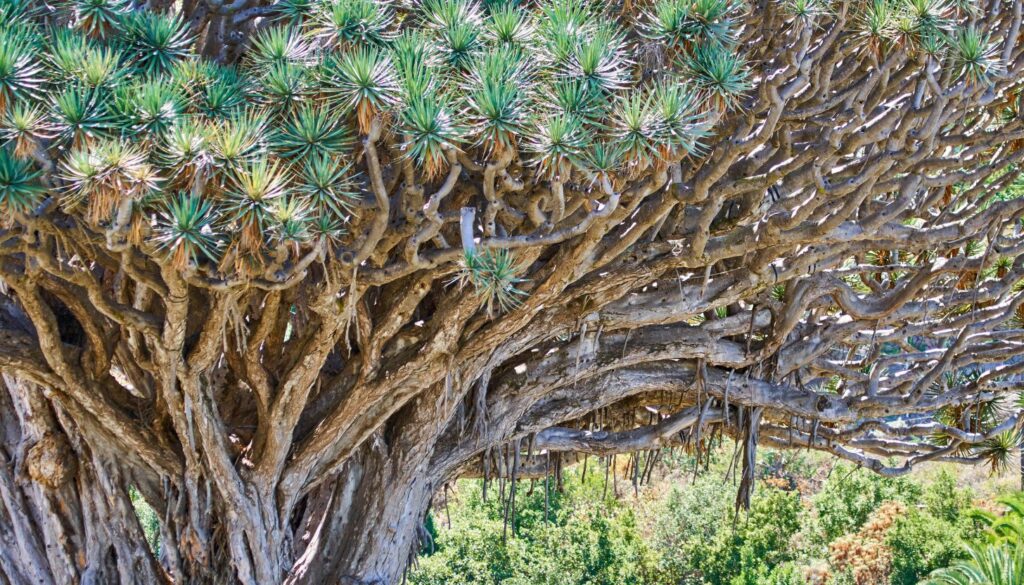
<box><xmin>286</xmin><ymin>449</ymin><xmax>434</xmax><ymax>585</ymax></box>
<box><xmin>283</xmin><ymin>395</ymin><xmax>446</xmax><ymax>585</ymax></box>
<box><xmin>0</xmin><ymin>376</ymin><xmax>164</xmax><ymax>585</ymax></box>
<box><xmin>0</xmin><ymin>371</ymin><xmax>442</xmax><ymax>585</ymax></box>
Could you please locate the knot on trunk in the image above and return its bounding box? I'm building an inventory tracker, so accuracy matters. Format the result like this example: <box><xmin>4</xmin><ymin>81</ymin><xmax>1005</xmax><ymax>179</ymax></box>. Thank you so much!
<box><xmin>26</xmin><ymin>433</ymin><xmax>76</xmax><ymax>489</ymax></box>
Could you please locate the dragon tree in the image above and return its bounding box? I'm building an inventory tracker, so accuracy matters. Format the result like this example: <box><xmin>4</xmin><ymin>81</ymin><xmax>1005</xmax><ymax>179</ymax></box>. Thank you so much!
<box><xmin>0</xmin><ymin>0</ymin><xmax>1023</xmax><ymax>582</ymax></box>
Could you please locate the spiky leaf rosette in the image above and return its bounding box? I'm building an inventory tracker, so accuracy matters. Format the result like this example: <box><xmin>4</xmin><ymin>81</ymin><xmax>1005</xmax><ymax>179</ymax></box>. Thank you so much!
<box><xmin>295</xmin><ymin>153</ymin><xmax>358</xmax><ymax>220</ymax></box>
<box><xmin>0</xmin><ymin>147</ymin><xmax>44</xmax><ymax>214</ymax></box>
<box><xmin>223</xmin><ymin>157</ymin><xmax>286</xmax><ymax>254</ymax></box>
<box><xmin>1</xmin><ymin>102</ymin><xmax>55</xmax><ymax>158</ymax></box>
<box><xmin>485</xmin><ymin>3</ymin><xmax>535</xmax><ymax>46</ymax></box>
<box><xmin>950</xmin><ymin>26</ymin><xmax>1004</xmax><ymax>86</ymax></box>
<box><xmin>526</xmin><ymin>112</ymin><xmax>586</xmax><ymax>180</ymax></box>
<box><xmin>611</xmin><ymin>89</ymin><xmax>660</xmax><ymax>172</ymax></box>
<box><xmin>68</xmin><ymin>0</ymin><xmax>131</xmax><ymax>40</ymax></box>
<box><xmin>172</xmin><ymin>62</ymin><xmax>249</xmax><ymax>119</ymax></box>
<box><xmin>272</xmin><ymin>104</ymin><xmax>353</xmax><ymax>161</ymax></box>
<box><xmin>0</xmin><ymin>27</ymin><xmax>45</xmax><ymax>114</ymax></box>
<box><xmin>683</xmin><ymin>42</ymin><xmax>750</xmax><ymax>111</ymax></box>
<box><xmin>154</xmin><ymin>191</ymin><xmax>221</xmax><ymax>268</ymax></box>
<box><xmin>51</xmin><ymin>85</ymin><xmax>114</xmax><ymax>147</ymax></box>
<box><xmin>247</xmin><ymin>26</ymin><xmax>312</xmax><ymax>73</ymax></box>
<box><xmin>315</xmin><ymin>0</ymin><xmax>395</xmax><ymax>49</ymax></box>
<box><xmin>256</xmin><ymin>62</ymin><xmax>310</xmax><ymax>115</ymax></box>
<box><xmin>113</xmin><ymin>78</ymin><xmax>185</xmax><ymax>140</ymax></box>
<box><xmin>209</xmin><ymin>111</ymin><xmax>266</xmax><ymax>172</ymax></box>
<box><xmin>321</xmin><ymin>46</ymin><xmax>398</xmax><ymax>134</ymax></box>
<box><xmin>60</xmin><ymin>139</ymin><xmax>156</xmax><ymax>223</ymax></box>
<box><xmin>158</xmin><ymin>124</ymin><xmax>212</xmax><ymax>193</ymax></box>
<box><xmin>399</xmin><ymin>93</ymin><xmax>463</xmax><ymax>178</ymax></box>
<box><xmin>457</xmin><ymin>247</ymin><xmax>527</xmax><ymax>314</ymax></box>
<box><xmin>121</xmin><ymin>11</ymin><xmax>193</xmax><ymax>76</ymax></box>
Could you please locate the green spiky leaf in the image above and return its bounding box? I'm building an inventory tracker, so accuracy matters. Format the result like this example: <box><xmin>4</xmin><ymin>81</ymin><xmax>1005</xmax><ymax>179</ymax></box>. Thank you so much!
<box><xmin>153</xmin><ymin>192</ymin><xmax>221</xmax><ymax>266</ymax></box>
<box><xmin>0</xmin><ymin>147</ymin><xmax>44</xmax><ymax>214</ymax></box>
<box><xmin>272</xmin><ymin>105</ymin><xmax>353</xmax><ymax>161</ymax></box>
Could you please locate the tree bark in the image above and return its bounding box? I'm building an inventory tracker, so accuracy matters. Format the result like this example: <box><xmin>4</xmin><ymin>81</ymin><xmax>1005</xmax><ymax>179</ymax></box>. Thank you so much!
<box><xmin>286</xmin><ymin>449</ymin><xmax>435</xmax><ymax>585</ymax></box>
<box><xmin>0</xmin><ymin>372</ymin><xmax>446</xmax><ymax>585</ymax></box>
<box><xmin>0</xmin><ymin>376</ymin><xmax>164</xmax><ymax>585</ymax></box>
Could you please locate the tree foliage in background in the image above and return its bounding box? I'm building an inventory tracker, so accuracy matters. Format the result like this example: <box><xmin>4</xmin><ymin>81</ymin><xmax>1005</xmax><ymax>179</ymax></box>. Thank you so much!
<box><xmin>413</xmin><ymin>471</ymin><xmax>664</xmax><ymax>585</ymax></box>
<box><xmin>811</xmin><ymin>465</ymin><xmax>922</xmax><ymax>544</ymax></box>
<box><xmin>0</xmin><ymin>0</ymin><xmax>1023</xmax><ymax>582</ymax></box>
<box><xmin>412</xmin><ymin>457</ymin><xmax>995</xmax><ymax>585</ymax></box>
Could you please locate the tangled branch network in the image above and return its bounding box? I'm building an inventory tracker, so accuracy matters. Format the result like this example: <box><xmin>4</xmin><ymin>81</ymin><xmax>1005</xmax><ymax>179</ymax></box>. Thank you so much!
<box><xmin>0</xmin><ymin>0</ymin><xmax>1024</xmax><ymax>580</ymax></box>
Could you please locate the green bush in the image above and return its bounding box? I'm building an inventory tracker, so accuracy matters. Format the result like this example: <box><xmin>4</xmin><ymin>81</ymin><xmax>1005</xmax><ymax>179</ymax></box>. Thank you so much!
<box><xmin>652</xmin><ymin>474</ymin><xmax>734</xmax><ymax>582</ymax></box>
<box><xmin>708</xmin><ymin>488</ymin><xmax>802</xmax><ymax>585</ymax></box>
<box><xmin>886</xmin><ymin>508</ymin><xmax>968</xmax><ymax>585</ymax></box>
<box><xmin>737</xmin><ymin>562</ymin><xmax>805</xmax><ymax>585</ymax></box>
<box><xmin>812</xmin><ymin>464</ymin><xmax>922</xmax><ymax>544</ymax></box>
<box><xmin>654</xmin><ymin>476</ymin><xmax>802</xmax><ymax>585</ymax></box>
<box><xmin>882</xmin><ymin>470</ymin><xmax>975</xmax><ymax>584</ymax></box>
<box><xmin>412</xmin><ymin>472</ymin><xmax>666</xmax><ymax>585</ymax></box>
<box><xmin>922</xmin><ymin>470</ymin><xmax>974</xmax><ymax>525</ymax></box>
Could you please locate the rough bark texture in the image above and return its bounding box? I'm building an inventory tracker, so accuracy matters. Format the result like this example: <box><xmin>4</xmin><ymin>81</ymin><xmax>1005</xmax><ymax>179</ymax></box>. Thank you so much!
<box><xmin>0</xmin><ymin>375</ymin><xmax>165</xmax><ymax>585</ymax></box>
<box><xmin>1</xmin><ymin>0</ymin><xmax>1024</xmax><ymax>583</ymax></box>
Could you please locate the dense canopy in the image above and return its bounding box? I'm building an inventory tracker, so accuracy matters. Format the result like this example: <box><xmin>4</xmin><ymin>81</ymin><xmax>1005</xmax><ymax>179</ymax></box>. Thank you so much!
<box><xmin>0</xmin><ymin>0</ymin><xmax>1023</xmax><ymax>583</ymax></box>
